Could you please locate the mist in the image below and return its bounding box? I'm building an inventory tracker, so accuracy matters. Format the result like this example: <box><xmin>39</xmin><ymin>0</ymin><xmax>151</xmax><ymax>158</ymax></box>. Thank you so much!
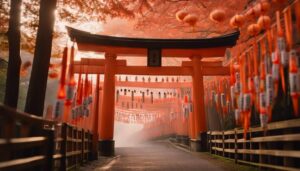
<box><xmin>114</xmin><ymin>121</ymin><xmax>144</xmax><ymax>147</ymax></box>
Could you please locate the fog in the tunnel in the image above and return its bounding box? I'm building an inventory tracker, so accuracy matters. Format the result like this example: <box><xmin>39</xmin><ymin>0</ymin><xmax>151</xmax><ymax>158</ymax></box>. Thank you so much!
<box><xmin>114</xmin><ymin>121</ymin><xmax>144</xmax><ymax>147</ymax></box>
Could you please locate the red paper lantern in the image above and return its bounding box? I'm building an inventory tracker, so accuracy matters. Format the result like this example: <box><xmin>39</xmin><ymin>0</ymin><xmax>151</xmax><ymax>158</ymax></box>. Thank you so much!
<box><xmin>230</xmin><ymin>14</ymin><xmax>245</xmax><ymax>28</ymax></box>
<box><xmin>48</xmin><ymin>71</ymin><xmax>59</xmax><ymax>79</ymax></box>
<box><xmin>184</xmin><ymin>14</ymin><xmax>198</xmax><ymax>26</ymax></box>
<box><xmin>210</xmin><ymin>9</ymin><xmax>226</xmax><ymax>23</ymax></box>
<box><xmin>260</xmin><ymin>1</ymin><xmax>270</xmax><ymax>14</ymax></box>
<box><xmin>176</xmin><ymin>10</ymin><xmax>188</xmax><ymax>21</ymax></box>
<box><xmin>257</xmin><ymin>15</ymin><xmax>271</xmax><ymax>30</ymax></box>
<box><xmin>247</xmin><ymin>23</ymin><xmax>261</xmax><ymax>36</ymax></box>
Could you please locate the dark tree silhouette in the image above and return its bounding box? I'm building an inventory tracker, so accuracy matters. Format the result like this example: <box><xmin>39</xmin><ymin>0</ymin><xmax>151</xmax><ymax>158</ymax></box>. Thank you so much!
<box><xmin>4</xmin><ymin>0</ymin><xmax>22</xmax><ymax>109</ymax></box>
<box><xmin>25</xmin><ymin>0</ymin><xmax>57</xmax><ymax>116</ymax></box>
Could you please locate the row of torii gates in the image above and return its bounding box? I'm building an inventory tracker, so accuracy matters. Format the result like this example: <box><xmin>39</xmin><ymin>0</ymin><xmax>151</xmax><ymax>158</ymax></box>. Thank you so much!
<box><xmin>67</xmin><ymin>27</ymin><xmax>239</xmax><ymax>156</ymax></box>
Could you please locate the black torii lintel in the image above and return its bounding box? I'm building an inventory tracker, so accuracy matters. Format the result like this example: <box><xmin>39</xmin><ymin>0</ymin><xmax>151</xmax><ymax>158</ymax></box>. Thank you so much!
<box><xmin>66</xmin><ymin>27</ymin><xmax>240</xmax><ymax>49</ymax></box>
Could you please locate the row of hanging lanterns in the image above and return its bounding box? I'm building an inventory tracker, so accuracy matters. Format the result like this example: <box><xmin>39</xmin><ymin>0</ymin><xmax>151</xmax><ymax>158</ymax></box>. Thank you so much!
<box><xmin>53</xmin><ymin>42</ymin><xmax>94</xmax><ymax>124</ymax></box>
<box><xmin>222</xmin><ymin>0</ymin><xmax>299</xmax><ymax>139</ymax></box>
<box><xmin>118</xmin><ymin>76</ymin><xmax>188</xmax><ymax>83</ymax></box>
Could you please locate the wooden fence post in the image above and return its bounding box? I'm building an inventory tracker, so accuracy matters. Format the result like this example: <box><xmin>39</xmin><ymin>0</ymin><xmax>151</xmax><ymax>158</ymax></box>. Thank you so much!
<box><xmin>234</xmin><ymin>129</ymin><xmax>237</xmax><ymax>164</ymax></box>
<box><xmin>81</xmin><ymin>128</ymin><xmax>84</xmax><ymax>164</ymax></box>
<box><xmin>60</xmin><ymin>123</ymin><xmax>67</xmax><ymax>171</ymax></box>
<box><xmin>222</xmin><ymin>131</ymin><xmax>225</xmax><ymax>157</ymax></box>
<box><xmin>44</xmin><ymin>128</ymin><xmax>54</xmax><ymax>171</ymax></box>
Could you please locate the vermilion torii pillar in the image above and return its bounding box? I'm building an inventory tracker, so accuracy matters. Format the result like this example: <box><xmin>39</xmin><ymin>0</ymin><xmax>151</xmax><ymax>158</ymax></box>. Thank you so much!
<box><xmin>99</xmin><ymin>53</ymin><xmax>117</xmax><ymax>156</ymax></box>
<box><xmin>190</xmin><ymin>57</ymin><xmax>207</xmax><ymax>151</ymax></box>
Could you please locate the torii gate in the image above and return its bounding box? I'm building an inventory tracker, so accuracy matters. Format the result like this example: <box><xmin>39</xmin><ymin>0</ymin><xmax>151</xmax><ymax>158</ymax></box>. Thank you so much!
<box><xmin>67</xmin><ymin>27</ymin><xmax>239</xmax><ymax>156</ymax></box>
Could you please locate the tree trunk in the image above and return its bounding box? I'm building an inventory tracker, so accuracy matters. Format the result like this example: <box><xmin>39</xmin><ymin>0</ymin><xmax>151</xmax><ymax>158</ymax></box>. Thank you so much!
<box><xmin>4</xmin><ymin>0</ymin><xmax>22</xmax><ymax>109</ymax></box>
<box><xmin>24</xmin><ymin>0</ymin><xmax>57</xmax><ymax>116</ymax></box>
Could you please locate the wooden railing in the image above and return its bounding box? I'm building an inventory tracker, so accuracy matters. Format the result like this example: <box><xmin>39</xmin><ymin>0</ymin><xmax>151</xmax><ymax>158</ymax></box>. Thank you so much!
<box><xmin>53</xmin><ymin>123</ymin><xmax>93</xmax><ymax>170</ymax></box>
<box><xmin>208</xmin><ymin>119</ymin><xmax>300</xmax><ymax>171</ymax></box>
<box><xmin>0</xmin><ymin>105</ymin><xmax>94</xmax><ymax>171</ymax></box>
<box><xmin>0</xmin><ymin>105</ymin><xmax>55</xmax><ymax>171</ymax></box>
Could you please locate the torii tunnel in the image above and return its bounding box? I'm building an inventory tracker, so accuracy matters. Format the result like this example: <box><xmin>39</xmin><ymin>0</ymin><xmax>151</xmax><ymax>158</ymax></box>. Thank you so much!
<box><xmin>66</xmin><ymin>27</ymin><xmax>239</xmax><ymax>156</ymax></box>
<box><xmin>3</xmin><ymin>1</ymin><xmax>300</xmax><ymax>170</ymax></box>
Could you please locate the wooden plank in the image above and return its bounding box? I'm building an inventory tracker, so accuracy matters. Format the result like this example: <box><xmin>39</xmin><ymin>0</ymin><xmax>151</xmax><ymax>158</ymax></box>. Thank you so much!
<box><xmin>237</xmin><ymin>139</ymin><xmax>250</xmax><ymax>143</ymax></box>
<box><xmin>224</xmin><ymin>139</ymin><xmax>235</xmax><ymax>143</ymax></box>
<box><xmin>211</xmin><ymin>131</ymin><xmax>223</xmax><ymax>135</ymax></box>
<box><xmin>250</xmin><ymin>134</ymin><xmax>300</xmax><ymax>142</ymax></box>
<box><xmin>66</xmin><ymin>151</ymin><xmax>81</xmax><ymax>157</ymax></box>
<box><xmin>223</xmin><ymin>130</ymin><xmax>235</xmax><ymax>135</ymax></box>
<box><xmin>0</xmin><ymin>137</ymin><xmax>47</xmax><ymax>150</ymax></box>
<box><xmin>238</xmin><ymin>160</ymin><xmax>300</xmax><ymax>171</ymax></box>
<box><xmin>212</xmin><ymin>147</ymin><xmax>223</xmax><ymax>152</ymax></box>
<box><xmin>0</xmin><ymin>156</ymin><xmax>45</xmax><ymax>170</ymax></box>
<box><xmin>224</xmin><ymin>148</ymin><xmax>235</xmax><ymax>153</ymax></box>
<box><xmin>248</xmin><ymin>119</ymin><xmax>300</xmax><ymax>133</ymax></box>
<box><xmin>211</xmin><ymin>139</ymin><xmax>223</xmax><ymax>143</ymax></box>
<box><xmin>237</xmin><ymin>149</ymin><xmax>300</xmax><ymax>158</ymax></box>
<box><xmin>0</xmin><ymin>137</ymin><xmax>46</xmax><ymax>145</ymax></box>
<box><xmin>53</xmin><ymin>154</ymin><xmax>62</xmax><ymax>159</ymax></box>
<box><xmin>0</xmin><ymin>105</ymin><xmax>55</xmax><ymax>126</ymax></box>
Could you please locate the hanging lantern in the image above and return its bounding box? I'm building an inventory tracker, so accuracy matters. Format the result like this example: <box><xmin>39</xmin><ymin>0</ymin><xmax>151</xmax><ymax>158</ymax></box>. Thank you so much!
<box><xmin>151</xmin><ymin>92</ymin><xmax>154</xmax><ymax>104</ymax></box>
<box><xmin>183</xmin><ymin>14</ymin><xmax>198</xmax><ymax>27</ymax></box>
<box><xmin>66</xmin><ymin>43</ymin><xmax>77</xmax><ymax>105</ymax></box>
<box><xmin>266</xmin><ymin>74</ymin><xmax>274</xmax><ymax>107</ymax></box>
<box><xmin>245</xmin><ymin>8</ymin><xmax>255</xmax><ymax>19</ymax></box>
<box><xmin>259</xmin><ymin>92</ymin><xmax>268</xmax><ymax>128</ymax></box>
<box><xmin>289</xmin><ymin>50</ymin><xmax>299</xmax><ymax>116</ymax></box>
<box><xmin>48</xmin><ymin>71</ymin><xmax>59</xmax><ymax>79</ymax></box>
<box><xmin>247</xmin><ymin>23</ymin><xmax>261</xmax><ymax>36</ymax></box>
<box><xmin>209</xmin><ymin>9</ymin><xmax>226</xmax><ymax>23</ymax></box>
<box><xmin>257</xmin><ymin>15</ymin><xmax>271</xmax><ymax>30</ymax></box>
<box><xmin>176</xmin><ymin>10</ymin><xmax>188</xmax><ymax>22</ymax></box>
<box><xmin>260</xmin><ymin>1</ymin><xmax>270</xmax><ymax>14</ymax></box>
<box><xmin>253</xmin><ymin>4</ymin><xmax>262</xmax><ymax>17</ymax></box>
<box><xmin>234</xmin><ymin>109</ymin><xmax>240</xmax><ymax>125</ymax></box>
<box><xmin>54</xmin><ymin>99</ymin><xmax>64</xmax><ymax>119</ymax></box>
<box><xmin>230</xmin><ymin>14</ymin><xmax>245</xmax><ymax>28</ymax></box>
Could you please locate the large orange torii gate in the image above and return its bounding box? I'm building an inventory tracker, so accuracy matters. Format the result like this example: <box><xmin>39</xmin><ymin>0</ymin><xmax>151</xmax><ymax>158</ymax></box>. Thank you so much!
<box><xmin>67</xmin><ymin>27</ymin><xmax>239</xmax><ymax>155</ymax></box>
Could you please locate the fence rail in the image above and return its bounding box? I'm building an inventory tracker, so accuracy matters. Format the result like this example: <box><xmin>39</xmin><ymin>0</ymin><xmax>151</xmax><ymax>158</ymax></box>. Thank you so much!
<box><xmin>208</xmin><ymin>119</ymin><xmax>300</xmax><ymax>171</ymax></box>
<box><xmin>0</xmin><ymin>105</ymin><xmax>94</xmax><ymax>171</ymax></box>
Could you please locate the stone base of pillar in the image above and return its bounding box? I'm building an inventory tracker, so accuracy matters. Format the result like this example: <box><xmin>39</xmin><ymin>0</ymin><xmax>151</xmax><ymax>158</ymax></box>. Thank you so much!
<box><xmin>176</xmin><ymin>135</ymin><xmax>182</xmax><ymax>143</ymax></box>
<box><xmin>181</xmin><ymin>136</ymin><xmax>190</xmax><ymax>146</ymax></box>
<box><xmin>190</xmin><ymin>132</ymin><xmax>207</xmax><ymax>152</ymax></box>
<box><xmin>99</xmin><ymin>140</ymin><xmax>115</xmax><ymax>156</ymax></box>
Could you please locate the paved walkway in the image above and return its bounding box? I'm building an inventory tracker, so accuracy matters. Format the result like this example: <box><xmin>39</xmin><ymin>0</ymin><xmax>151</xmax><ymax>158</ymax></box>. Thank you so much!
<box><xmin>80</xmin><ymin>140</ymin><xmax>258</xmax><ymax>171</ymax></box>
